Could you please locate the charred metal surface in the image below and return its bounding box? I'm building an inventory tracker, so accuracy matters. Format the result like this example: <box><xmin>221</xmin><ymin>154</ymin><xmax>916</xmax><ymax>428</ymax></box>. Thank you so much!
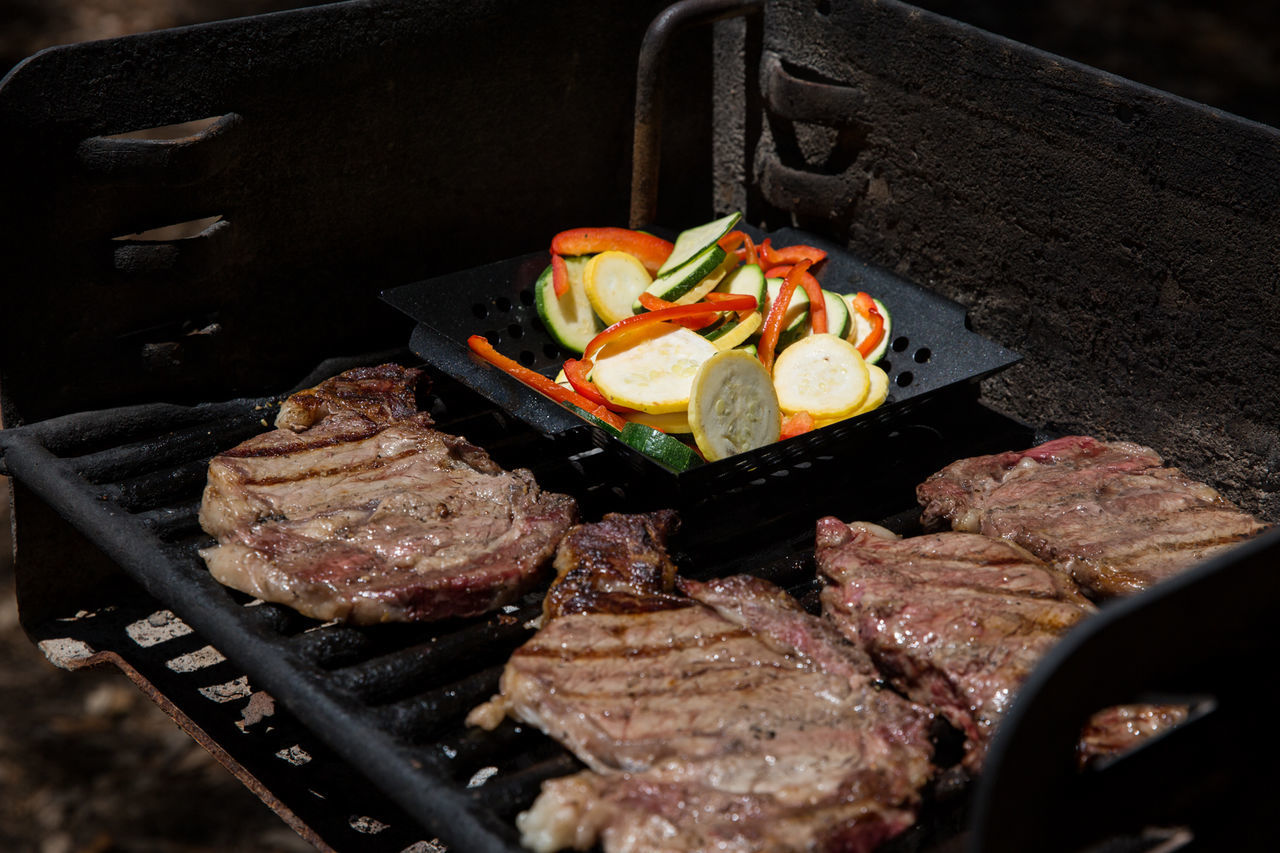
<box><xmin>747</xmin><ymin>0</ymin><xmax>1280</xmax><ymax>519</ymax></box>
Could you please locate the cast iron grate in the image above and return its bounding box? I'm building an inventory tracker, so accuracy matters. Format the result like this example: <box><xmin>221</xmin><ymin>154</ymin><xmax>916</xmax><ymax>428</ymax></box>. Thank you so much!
<box><xmin>0</xmin><ymin>350</ymin><xmax>1042</xmax><ymax>851</ymax></box>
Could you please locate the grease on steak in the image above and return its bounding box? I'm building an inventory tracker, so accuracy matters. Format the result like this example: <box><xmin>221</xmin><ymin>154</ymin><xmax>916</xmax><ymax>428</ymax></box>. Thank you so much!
<box><xmin>198</xmin><ymin>364</ymin><xmax>576</xmax><ymax>624</ymax></box>
<box><xmin>469</xmin><ymin>511</ymin><xmax>934</xmax><ymax>853</ymax></box>
<box><xmin>816</xmin><ymin>518</ymin><xmax>1190</xmax><ymax>773</ymax></box>
<box><xmin>817</xmin><ymin>517</ymin><xmax>1095</xmax><ymax>772</ymax></box>
<box><xmin>916</xmin><ymin>435</ymin><xmax>1268</xmax><ymax>597</ymax></box>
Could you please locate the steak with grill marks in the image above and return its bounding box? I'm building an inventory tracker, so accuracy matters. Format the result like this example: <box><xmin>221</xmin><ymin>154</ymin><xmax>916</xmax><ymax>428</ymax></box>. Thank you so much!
<box><xmin>817</xmin><ymin>517</ymin><xmax>1093</xmax><ymax>772</ymax></box>
<box><xmin>467</xmin><ymin>511</ymin><xmax>936</xmax><ymax>853</ymax></box>
<box><xmin>198</xmin><ymin>364</ymin><xmax>577</xmax><ymax>624</ymax></box>
<box><xmin>816</xmin><ymin>518</ymin><xmax>1190</xmax><ymax>773</ymax></box>
<box><xmin>916</xmin><ymin>435</ymin><xmax>1268</xmax><ymax>598</ymax></box>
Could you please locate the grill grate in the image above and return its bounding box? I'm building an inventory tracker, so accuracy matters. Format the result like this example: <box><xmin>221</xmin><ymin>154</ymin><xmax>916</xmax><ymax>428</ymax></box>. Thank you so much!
<box><xmin>0</xmin><ymin>355</ymin><xmax>1041</xmax><ymax>851</ymax></box>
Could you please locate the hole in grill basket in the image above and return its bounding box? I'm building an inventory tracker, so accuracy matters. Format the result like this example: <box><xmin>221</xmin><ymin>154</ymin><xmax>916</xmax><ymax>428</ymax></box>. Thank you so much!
<box><xmin>914</xmin><ymin>347</ymin><xmax>932</xmax><ymax>363</ymax></box>
<box><xmin>892</xmin><ymin>335</ymin><xmax>909</xmax><ymax>352</ymax></box>
<box><xmin>896</xmin><ymin>370</ymin><xmax>915</xmax><ymax>387</ymax></box>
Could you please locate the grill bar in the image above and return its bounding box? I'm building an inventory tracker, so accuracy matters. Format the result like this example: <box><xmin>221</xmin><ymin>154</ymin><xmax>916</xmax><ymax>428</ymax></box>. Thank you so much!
<box><xmin>0</xmin><ymin>358</ymin><xmax>1042</xmax><ymax>850</ymax></box>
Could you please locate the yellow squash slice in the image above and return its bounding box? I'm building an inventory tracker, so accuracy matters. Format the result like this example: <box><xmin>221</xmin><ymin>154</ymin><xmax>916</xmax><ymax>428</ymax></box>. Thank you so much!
<box><xmin>688</xmin><ymin>349</ymin><xmax>782</xmax><ymax>461</ymax></box>
<box><xmin>814</xmin><ymin>363</ymin><xmax>889</xmax><ymax>427</ymax></box>
<box><xmin>591</xmin><ymin>325</ymin><xmax>719</xmax><ymax>414</ymax></box>
<box><xmin>624</xmin><ymin>409</ymin><xmax>693</xmax><ymax>434</ymax></box>
<box><xmin>584</xmin><ymin>251</ymin><xmax>652</xmax><ymax>325</ymax></box>
<box><xmin>772</xmin><ymin>333</ymin><xmax>870</xmax><ymax>418</ymax></box>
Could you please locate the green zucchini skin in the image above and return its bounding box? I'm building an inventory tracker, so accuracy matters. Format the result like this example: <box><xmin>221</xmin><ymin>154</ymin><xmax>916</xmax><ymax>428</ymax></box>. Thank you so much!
<box><xmin>619</xmin><ymin>422</ymin><xmax>703</xmax><ymax>471</ymax></box>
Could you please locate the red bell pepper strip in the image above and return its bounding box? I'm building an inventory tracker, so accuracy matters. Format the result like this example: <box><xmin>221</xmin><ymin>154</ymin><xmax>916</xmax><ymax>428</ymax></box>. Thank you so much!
<box><xmin>758</xmin><ymin>259</ymin><xmax>811</xmax><ymax>373</ymax></box>
<box><xmin>704</xmin><ymin>290</ymin><xmax>759</xmax><ymax>323</ymax></box>
<box><xmin>763</xmin><ymin>263</ymin><xmax>827</xmax><ymax>335</ymax></box>
<box><xmin>584</xmin><ymin>295</ymin><xmax>757</xmax><ymax>360</ymax></box>
<box><xmin>718</xmin><ymin>230</ymin><xmax>746</xmax><ymax>253</ymax></box>
<box><xmin>550</xmin><ymin>252</ymin><xmax>570</xmax><ymax>299</ymax></box>
<box><xmin>780</xmin><ymin>410</ymin><xmax>816</xmax><ymax>439</ymax></box>
<box><xmin>467</xmin><ymin>335</ymin><xmax>626</xmax><ymax>431</ymax></box>
<box><xmin>719</xmin><ymin>230</ymin><xmax>761</xmax><ymax>264</ymax></box>
<box><xmin>852</xmin><ymin>291</ymin><xmax>886</xmax><ymax>359</ymax></box>
<box><xmin>563</xmin><ymin>357</ymin><xmax>637</xmax><ymax>413</ymax></box>
<box><xmin>550</xmin><ymin>227</ymin><xmax>674</xmax><ymax>276</ymax></box>
<box><xmin>761</xmin><ymin>242</ymin><xmax>827</xmax><ymax>268</ymax></box>
<box><xmin>636</xmin><ymin>292</ymin><xmax>718</xmax><ymax>329</ymax></box>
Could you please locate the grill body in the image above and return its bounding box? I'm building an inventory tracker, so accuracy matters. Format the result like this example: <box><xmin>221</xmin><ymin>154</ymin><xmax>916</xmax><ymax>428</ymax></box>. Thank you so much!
<box><xmin>2</xmin><ymin>1</ymin><xmax>1278</xmax><ymax>852</ymax></box>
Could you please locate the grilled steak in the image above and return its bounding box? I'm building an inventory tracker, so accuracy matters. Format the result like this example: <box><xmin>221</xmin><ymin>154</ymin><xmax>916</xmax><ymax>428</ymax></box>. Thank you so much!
<box><xmin>817</xmin><ymin>518</ymin><xmax>1192</xmax><ymax>774</ymax></box>
<box><xmin>816</xmin><ymin>517</ymin><xmax>1093</xmax><ymax>772</ymax></box>
<box><xmin>916</xmin><ymin>435</ymin><xmax>1268</xmax><ymax>597</ymax></box>
<box><xmin>468</xmin><ymin>512</ymin><xmax>936</xmax><ymax>853</ymax></box>
<box><xmin>198</xmin><ymin>364</ymin><xmax>577</xmax><ymax>624</ymax></box>
<box><xmin>1076</xmin><ymin>703</ymin><xmax>1191</xmax><ymax>769</ymax></box>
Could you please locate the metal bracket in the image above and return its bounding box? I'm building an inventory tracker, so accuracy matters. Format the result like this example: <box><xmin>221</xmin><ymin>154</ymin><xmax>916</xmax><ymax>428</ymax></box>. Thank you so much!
<box><xmin>630</xmin><ymin>0</ymin><xmax>763</xmax><ymax>227</ymax></box>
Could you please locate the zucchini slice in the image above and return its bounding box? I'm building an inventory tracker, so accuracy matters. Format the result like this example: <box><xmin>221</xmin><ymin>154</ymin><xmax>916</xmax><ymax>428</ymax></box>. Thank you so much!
<box><xmin>765</xmin><ymin>277</ymin><xmax>811</xmax><ymax>346</ymax></box>
<box><xmin>656</xmin><ymin>211</ymin><xmax>742</xmax><ymax>276</ymax></box>
<box><xmin>590</xmin><ymin>324</ymin><xmax>719</xmax><ymax>414</ymax></box>
<box><xmin>534</xmin><ymin>257</ymin><xmax>603</xmax><ymax>353</ymax></box>
<box><xmin>584</xmin><ymin>250</ymin><xmax>652</xmax><ymax>325</ymax></box>
<box><xmin>714</xmin><ymin>262</ymin><xmax>766</xmax><ymax>310</ymax></box>
<box><xmin>776</xmin><ymin>288</ymin><xmax>850</xmax><ymax>350</ymax></box>
<box><xmin>637</xmin><ymin>243</ymin><xmax>727</xmax><ymax>310</ymax></box>
<box><xmin>688</xmin><ymin>349</ymin><xmax>782</xmax><ymax>461</ymax></box>
<box><xmin>562</xmin><ymin>402</ymin><xmax>623</xmax><ymax>435</ymax></box>
<box><xmin>844</xmin><ymin>294</ymin><xmax>892</xmax><ymax>363</ymax></box>
<box><xmin>772</xmin><ymin>333</ymin><xmax>870</xmax><ymax>418</ymax></box>
<box><xmin>822</xmin><ymin>289</ymin><xmax>851</xmax><ymax>339</ymax></box>
<box><xmin>619</xmin><ymin>422</ymin><xmax>703</xmax><ymax>471</ymax></box>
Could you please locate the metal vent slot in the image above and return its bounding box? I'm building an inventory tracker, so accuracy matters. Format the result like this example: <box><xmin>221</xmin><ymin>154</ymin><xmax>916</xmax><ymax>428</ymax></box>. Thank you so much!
<box><xmin>78</xmin><ymin>113</ymin><xmax>242</xmax><ymax>184</ymax></box>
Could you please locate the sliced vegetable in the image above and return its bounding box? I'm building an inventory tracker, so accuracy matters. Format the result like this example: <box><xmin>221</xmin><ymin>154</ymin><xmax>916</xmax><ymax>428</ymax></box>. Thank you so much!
<box><xmin>563</xmin><ymin>402</ymin><xmax>624</xmax><ymax>435</ymax></box>
<box><xmin>853</xmin><ymin>362</ymin><xmax>889</xmax><ymax>414</ymax></box>
<box><xmin>701</xmin><ymin>310</ymin><xmax>762</xmax><ymax>350</ymax></box>
<box><xmin>551</xmin><ymin>227</ymin><xmax>673</xmax><ymax>275</ymax></box>
<box><xmin>584</xmin><ymin>294</ymin><xmax>755</xmax><ymax>361</ymax></box>
<box><xmin>563</xmin><ymin>357</ymin><xmax>635</xmax><ymax>413</ymax></box>
<box><xmin>714</xmin><ymin>262</ymin><xmax>766</xmax><ymax>312</ymax></box>
<box><xmin>758</xmin><ymin>260</ymin><xmax>812</xmax><ymax>373</ymax></box>
<box><xmin>466</xmin><ymin>334</ymin><xmax>625</xmax><ymax>430</ymax></box>
<box><xmin>814</xmin><ymin>363</ymin><xmax>889</xmax><ymax>426</ymax></box>
<box><xmin>764</xmin><ymin>276</ymin><xmax>811</xmax><ymax>336</ymax></box>
<box><xmin>844</xmin><ymin>293</ymin><xmax>891</xmax><ymax>362</ymax></box>
<box><xmin>551</xmin><ymin>252</ymin><xmax>571</xmax><ymax>299</ymax></box>
<box><xmin>656</xmin><ymin>211</ymin><xmax>742</xmax><ymax>275</ymax></box>
<box><xmin>779</xmin><ymin>288</ymin><xmax>851</xmax><ymax>350</ymax></box>
<box><xmin>590</xmin><ymin>324</ymin><xmax>719</xmax><ymax>414</ymax></box>
<box><xmin>584</xmin><ymin>251</ymin><xmax>652</xmax><ymax>325</ymax></box>
<box><xmin>780</xmin><ymin>410</ymin><xmax>816</xmax><ymax>439</ymax></box>
<box><xmin>637</xmin><ymin>292</ymin><xmax>719</xmax><ymax>329</ymax></box>
<box><xmin>637</xmin><ymin>243</ymin><xmax>728</xmax><ymax>310</ymax></box>
<box><xmin>625</xmin><ymin>409</ymin><xmax>693</xmax><ymax>434</ymax></box>
<box><xmin>534</xmin><ymin>258</ymin><xmax>603</xmax><ymax>353</ymax></box>
<box><xmin>688</xmin><ymin>349</ymin><xmax>782</xmax><ymax>460</ymax></box>
<box><xmin>764</xmin><ymin>263</ymin><xmax>826</xmax><ymax>335</ymax></box>
<box><xmin>760</xmin><ymin>241</ymin><xmax>827</xmax><ymax>268</ymax></box>
<box><xmin>619</xmin><ymin>422</ymin><xmax>703</xmax><ymax>472</ymax></box>
<box><xmin>771</xmin><ymin>332</ymin><xmax>870</xmax><ymax>418</ymax></box>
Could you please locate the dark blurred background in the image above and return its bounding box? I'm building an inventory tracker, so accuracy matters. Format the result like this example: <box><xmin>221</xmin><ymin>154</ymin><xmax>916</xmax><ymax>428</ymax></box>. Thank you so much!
<box><xmin>0</xmin><ymin>1</ymin><xmax>1275</xmax><ymax>851</ymax></box>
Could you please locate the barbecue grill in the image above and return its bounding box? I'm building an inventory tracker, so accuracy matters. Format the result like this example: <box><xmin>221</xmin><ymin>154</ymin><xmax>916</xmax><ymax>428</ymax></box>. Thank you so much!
<box><xmin>2</xmin><ymin>1</ymin><xmax>1278</xmax><ymax>851</ymax></box>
